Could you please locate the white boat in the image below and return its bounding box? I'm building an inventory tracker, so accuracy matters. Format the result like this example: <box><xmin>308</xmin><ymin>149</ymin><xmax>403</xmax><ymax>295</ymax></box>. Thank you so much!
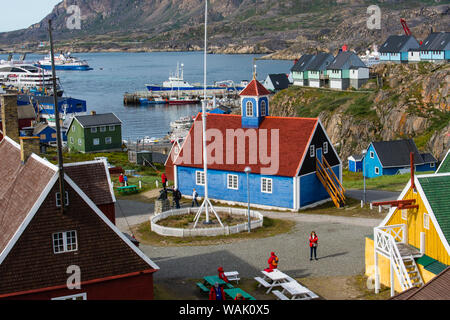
<box><xmin>0</xmin><ymin>61</ymin><xmax>62</xmax><ymax>95</ymax></box>
<box><xmin>360</xmin><ymin>44</ymin><xmax>381</xmax><ymax>67</ymax></box>
<box><xmin>170</xmin><ymin>116</ymin><xmax>194</xmax><ymax>130</ymax></box>
<box><xmin>37</xmin><ymin>52</ymin><xmax>92</xmax><ymax>71</ymax></box>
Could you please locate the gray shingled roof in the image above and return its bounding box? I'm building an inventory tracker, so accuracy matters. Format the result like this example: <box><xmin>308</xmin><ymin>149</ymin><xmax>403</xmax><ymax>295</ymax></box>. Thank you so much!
<box><xmin>327</xmin><ymin>51</ymin><xmax>366</xmax><ymax>70</ymax></box>
<box><xmin>291</xmin><ymin>54</ymin><xmax>315</xmax><ymax>72</ymax></box>
<box><xmin>421</xmin><ymin>153</ymin><xmax>438</xmax><ymax>164</ymax></box>
<box><xmin>371</xmin><ymin>139</ymin><xmax>426</xmax><ymax>168</ymax></box>
<box><xmin>74</xmin><ymin>113</ymin><xmax>121</xmax><ymax>128</ymax></box>
<box><xmin>306</xmin><ymin>52</ymin><xmax>334</xmax><ymax>71</ymax></box>
<box><xmin>419</xmin><ymin>32</ymin><xmax>450</xmax><ymax>51</ymax></box>
<box><xmin>379</xmin><ymin>35</ymin><xmax>417</xmax><ymax>53</ymax></box>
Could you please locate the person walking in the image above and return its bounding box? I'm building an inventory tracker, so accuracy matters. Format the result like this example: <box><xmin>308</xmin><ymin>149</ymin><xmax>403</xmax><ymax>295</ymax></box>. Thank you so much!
<box><xmin>191</xmin><ymin>188</ymin><xmax>199</xmax><ymax>207</ymax></box>
<box><xmin>209</xmin><ymin>282</ymin><xmax>225</xmax><ymax>300</ymax></box>
<box><xmin>173</xmin><ymin>187</ymin><xmax>182</xmax><ymax>209</ymax></box>
<box><xmin>161</xmin><ymin>173</ymin><xmax>167</xmax><ymax>190</ymax></box>
<box><xmin>309</xmin><ymin>231</ymin><xmax>318</xmax><ymax>261</ymax></box>
<box><xmin>119</xmin><ymin>173</ymin><xmax>124</xmax><ymax>186</ymax></box>
<box><xmin>123</xmin><ymin>174</ymin><xmax>128</xmax><ymax>186</ymax></box>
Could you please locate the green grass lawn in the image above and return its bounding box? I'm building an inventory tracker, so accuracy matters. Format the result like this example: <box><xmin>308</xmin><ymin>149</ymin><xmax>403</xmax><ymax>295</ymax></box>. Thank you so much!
<box><xmin>342</xmin><ymin>169</ymin><xmax>434</xmax><ymax>192</ymax></box>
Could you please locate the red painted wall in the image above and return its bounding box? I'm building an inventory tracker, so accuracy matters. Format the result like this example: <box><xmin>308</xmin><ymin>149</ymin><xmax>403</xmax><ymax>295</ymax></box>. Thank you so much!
<box><xmin>3</xmin><ymin>272</ymin><xmax>154</xmax><ymax>300</ymax></box>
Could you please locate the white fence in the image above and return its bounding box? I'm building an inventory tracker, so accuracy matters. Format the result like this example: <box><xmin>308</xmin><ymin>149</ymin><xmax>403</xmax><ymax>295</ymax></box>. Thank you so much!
<box><xmin>150</xmin><ymin>207</ymin><xmax>264</xmax><ymax>237</ymax></box>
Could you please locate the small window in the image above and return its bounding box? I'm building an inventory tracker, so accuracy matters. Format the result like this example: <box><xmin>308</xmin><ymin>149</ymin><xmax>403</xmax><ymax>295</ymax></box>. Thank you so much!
<box><xmin>227</xmin><ymin>174</ymin><xmax>238</xmax><ymax>190</ymax></box>
<box><xmin>401</xmin><ymin>209</ymin><xmax>407</xmax><ymax>221</ymax></box>
<box><xmin>91</xmin><ymin>127</ymin><xmax>97</xmax><ymax>133</ymax></box>
<box><xmin>430</xmin><ymin>162</ymin><xmax>435</xmax><ymax>168</ymax></box>
<box><xmin>260</xmin><ymin>100</ymin><xmax>266</xmax><ymax>117</ymax></box>
<box><xmin>261</xmin><ymin>178</ymin><xmax>272</xmax><ymax>193</ymax></box>
<box><xmin>375</xmin><ymin>167</ymin><xmax>380</xmax><ymax>175</ymax></box>
<box><xmin>100</xmin><ymin>126</ymin><xmax>106</xmax><ymax>132</ymax></box>
<box><xmin>55</xmin><ymin>191</ymin><xmax>69</xmax><ymax>207</ymax></box>
<box><xmin>423</xmin><ymin>213</ymin><xmax>430</xmax><ymax>230</ymax></box>
<box><xmin>109</xmin><ymin>125</ymin><xmax>115</xmax><ymax>131</ymax></box>
<box><xmin>310</xmin><ymin>145</ymin><xmax>315</xmax><ymax>157</ymax></box>
<box><xmin>93</xmin><ymin>138</ymin><xmax>100</xmax><ymax>145</ymax></box>
<box><xmin>246</xmin><ymin>101</ymin><xmax>253</xmax><ymax>117</ymax></box>
<box><xmin>78</xmin><ymin>138</ymin><xmax>82</xmax><ymax>146</ymax></box>
<box><xmin>105</xmin><ymin>137</ymin><xmax>112</xmax><ymax>144</ymax></box>
<box><xmin>370</xmin><ymin>151</ymin><xmax>374</xmax><ymax>159</ymax></box>
<box><xmin>40</xmin><ymin>134</ymin><xmax>46</xmax><ymax>140</ymax></box>
<box><xmin>71</xmin><ymin>126</ymin><xmax>75</xmax><ymax>132</ymax></box>
<box><xmin>70</xmin><ymin>137</ymin><xmax>74</xmax><ymax>144</ymax></box>
<box><xmin>196</xmin><ymin>171</ymin><xmax>205</xmax><ymax>186</ymax></box>
<box><xmin>323</xmin><ymin>142</ymin><xmax>328</xmax><ymax>154</ymax></box>
<box><xmin>52</xmin><ymin>230</ymin><xmax>77</xmax><ymax>254</ymax></box>
<box><xmin>51</xmin><ymin>133</ymin><xmax>56</xmax><ymax>138</ymax></box>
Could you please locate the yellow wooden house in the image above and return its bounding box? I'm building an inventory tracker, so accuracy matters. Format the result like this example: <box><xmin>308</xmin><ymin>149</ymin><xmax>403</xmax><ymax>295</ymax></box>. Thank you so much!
<box><xmin>365</xmin><ymin>172</ymin><xmax>450</xmax><ymax>296</ymax></box>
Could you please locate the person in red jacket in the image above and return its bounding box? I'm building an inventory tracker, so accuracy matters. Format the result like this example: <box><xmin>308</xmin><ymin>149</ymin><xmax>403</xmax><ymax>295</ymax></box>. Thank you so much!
<box><xmin>309</xmin><ymin>231</ymin><xmax>318</xmax><ymax>261</ymax></box>
<box><xmin>119</xmin><ymin>173</ymin><xmax>124</xmax><ymax>186</ymax></box>
<box><xmin>209</xmin><ymin>282</ymin><xmax>225</xmax><ymax>300</ymax></box>
<box><xmin>161</xmin><ymin>173</ymin><xmax>167</xmax><ymax>190</ymax></box>
<box><xmin>217</xmin><ymin>267</ymin><xmax>229</xmax><ymax>283</ymax></box>
<box><xmin>265</xmin><ymin>252</ymin><xmax>278</xmax><ymax>272</ymax></box>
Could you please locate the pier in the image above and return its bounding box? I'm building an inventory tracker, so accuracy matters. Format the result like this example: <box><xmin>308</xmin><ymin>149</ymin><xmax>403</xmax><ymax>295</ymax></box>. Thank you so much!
<box><xmin>123</xmin><ymin>90</ymin><xmax>240</xmax><ymax>105</ymax></box>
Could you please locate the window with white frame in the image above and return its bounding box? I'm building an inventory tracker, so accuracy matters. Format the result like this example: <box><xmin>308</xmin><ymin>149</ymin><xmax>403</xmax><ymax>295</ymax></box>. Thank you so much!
<box><xmin>100</xmin><ymin>126</ymin><xmax>107</xmax><ymax>132</ymax></box>
<box><xmin>196</xmin><ymin>171</ymin><xmax>205</xmax><ymax>186</ymax></box>
<box><xmin>227</xmin><ymin>174</ymin><xmax>238</xmax><ymax>190</ymax></box>
<box><xmin>423</xmin><ymin>213</ymin><xmax>430</xmax><ymax>230</ymax></box>
<box><xmin>52</xmin><ymin>293</ymin><xmax>86</xmax><ymax>300</ymax></box>
<box><xmin>370</xmin><ymin>151</ymin><xmax>374</xmax><ymax>159</ymax></box>
<box><xmin>323</xmin><ymin>142</ymin><xmax>328</xmax><ymax>154</ymax></box>
<box><xmin>310</xmin><ymin>145</ymin><xmax>315</xmax><ymax>157</ymax></box>
<box><xmin>70</xmin><ymin>137</ymin><xmax>74</xmax><ymax>144</ymax></box>
<box><xmin>260</xmin><ymin>100</ymin><xmax>266</xmax><ymax>116</ymax></box>
<box><xmin>55</xmin><ymin>191</ymin><xmax>69</xmax><ymax>207</ymax></box>
<box><xmin>430</xmin><ymin>162</ymin><xmax>435</xmax><ymax>168</ymax></box>
<box><xmin>246</xmin><ymin>101</ymin><xmax>253</xmax><ymax>117</ymax></box>
<box><xmin>261</xmin><ymin>177</ymin><xmax>273</xmax><ymax>193</ymax></box>
<box><xmin>105</xmin><ymin>137</ymin><xmax>112</xmax><ymax>144</ymax></box>
<box><xmin>90</xmin><ymin>127</ymin><xmax>97</xmax><ymax>133</ymax></box>
<box><xmin>72</xmin><ymin>126</ymin><xmax>76</xmax><ymax>132</ymax></box>
<box><xmin>401</xmin><ymin>209</ymin><xmax>407</xmax><ymax>221</ymax></box>
<box><xmin>93</xmin><ymin>138</ymin><xmax>100</xmax><ymax>145</ymax></box>
<box><xmin>375</xmin><ymin>167</ymin><xmax>380</xmax><ymax>175</ymax></box>
<box><xmin>53</xmin><ymin>230</ymin><xmax>77</xmax><ymax>254</ymax></box>
<box><xmin>109</xmin><ymin>125</ymin><xmax>115</xmax><ymax>131</ymax></box>
<box><xmin>78</xmin><ymin>138</ymin><xmax>82</xmax><ymax>146</ymax></box>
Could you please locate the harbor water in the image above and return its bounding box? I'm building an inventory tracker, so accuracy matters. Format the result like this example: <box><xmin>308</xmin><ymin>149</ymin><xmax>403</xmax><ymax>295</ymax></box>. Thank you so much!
<box><xmin>1</xmin><ymin>51</ymin><xmax>293</xmax><ymax>140</ymax></box>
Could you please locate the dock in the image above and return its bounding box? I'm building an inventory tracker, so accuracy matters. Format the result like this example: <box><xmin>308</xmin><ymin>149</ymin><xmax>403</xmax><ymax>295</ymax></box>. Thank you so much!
<box><xmin>123</xmin><ymin>90</ymin><xmax>240</xmax><ymax>105</ymax></box>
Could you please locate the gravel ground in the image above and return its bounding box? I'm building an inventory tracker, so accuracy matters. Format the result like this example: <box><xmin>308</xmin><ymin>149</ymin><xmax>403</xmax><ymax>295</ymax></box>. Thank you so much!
<box><xmin>114</xmin><ymin>198</ymin><xmax>383</xmax><ymax>282</ymax></box>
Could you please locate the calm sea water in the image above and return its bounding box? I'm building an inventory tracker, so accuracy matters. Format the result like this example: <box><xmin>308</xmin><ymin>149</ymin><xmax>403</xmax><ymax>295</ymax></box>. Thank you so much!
<box><xmin>1</xmin><ymin>52</ymin><xmax>293</xmax><ymax>140</ymax></box>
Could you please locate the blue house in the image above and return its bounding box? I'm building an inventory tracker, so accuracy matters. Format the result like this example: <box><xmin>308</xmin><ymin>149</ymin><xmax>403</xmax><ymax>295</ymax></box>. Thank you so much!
<box><xmin>32</xmin><ymin>122</ymin><xmax>67</xmax><ymax>145</ymax></box>
<box><xmin>165</xmin><ymin>78</ymin><xmax>344</xmax><ymax>210</ymax></box>
<box><xmin>363</xmin><ymin>139</ymin><xmax>438</xmax><ymax>178</ymax></box>
<box><xmin>379</xmin><ymin>35</ymin><xmax>420</xmax><ymax>63</ymax></box>
<box><xmin>348</xmin><ymin>154</ymin><xmax>363</xmax><ymax>172</ymax></box>
<box><xmin>419</xmin><ymin>32</ymin><xmax>450</xmax><ymax>62</ymax></box>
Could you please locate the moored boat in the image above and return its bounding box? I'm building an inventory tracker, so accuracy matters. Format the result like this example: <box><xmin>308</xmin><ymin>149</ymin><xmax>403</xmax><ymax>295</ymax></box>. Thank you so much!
<box><xmin>37</xmin><ymin>52</ymin><xmax>92</xmax><ymax>71</ymax></box>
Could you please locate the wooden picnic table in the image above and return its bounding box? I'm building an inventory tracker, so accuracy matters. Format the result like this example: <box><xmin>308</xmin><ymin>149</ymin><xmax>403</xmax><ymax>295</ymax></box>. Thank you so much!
<box><xmin>116</xmin><ymin>185</ymin><xmax>138</xmax><ymax>195</ymax></box>
<box><xmin>203</xmin><ymin>275</ymin><xmax>234</xmax><ymax>289</ymax></box>
<box><xmin>224</xmin><ymin>288</ymin><xmax>256</xmax><ymax>300</ymax></box>
<box><xmin>279</xmin><ymin>281</ymin><xmax>313</xmax><ymax>300</ymax></box>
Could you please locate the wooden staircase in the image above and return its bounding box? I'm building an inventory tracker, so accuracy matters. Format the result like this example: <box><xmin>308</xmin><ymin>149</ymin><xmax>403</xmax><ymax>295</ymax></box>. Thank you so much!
<box><xmin>316</xmin><ymin>158</ymin><xmax>345</xmax><ymax>208</ymax></box>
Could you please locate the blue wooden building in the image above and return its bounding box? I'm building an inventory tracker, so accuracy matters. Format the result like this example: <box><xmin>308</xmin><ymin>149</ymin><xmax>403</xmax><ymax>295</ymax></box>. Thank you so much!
<box><xmin>165</xmin><ymin>79</ymin><xmax>344</xmax><ymax>210</ymax></box>
<box><xmin>419</xmin><ymin>32</ymin><xmax>450</xmax><ymax>62</ymax></box>
<box><xmin>379</xmin><ymin>35</ymin><xmax>420</xmax><ymax>63</ymax></box>
<box><xmin>348</xmin><ymin>154</ymin><xmax>363</xmax><ymax>172</ymax></box>
<box><xmin>363</xmin><ymin>139</ymin><xmax>437</xmax><ymax>178</ymax></box>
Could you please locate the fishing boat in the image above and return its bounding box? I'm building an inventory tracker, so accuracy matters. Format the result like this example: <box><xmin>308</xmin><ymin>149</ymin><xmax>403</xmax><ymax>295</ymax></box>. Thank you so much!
<box><xmin>168</xmin><ymin>96</ymin><xmax>201</xmax><ymax>105</ymax></box>
<box><xmin>139</xmin><ymin>96</ymin><xmax>168</xmax><ymax>105</ymax></box>
<box><xmin>36</xmin><ymin>52</ymin><xmax>92</xmax><ymax>71</ymax></box>
<box><xmin>170</xmin><ymin>116</ymin><xmax>194</xmax><ymax>130</ymax></box>
<box><xmin>145</xmin><ymin>62</ymin><xmax>245</xmax><ymax>94</ymax></box>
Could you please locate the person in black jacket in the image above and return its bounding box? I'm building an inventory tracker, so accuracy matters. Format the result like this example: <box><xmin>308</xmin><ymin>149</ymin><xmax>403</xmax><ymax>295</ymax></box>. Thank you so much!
<box><xmin>173</xmin><ymin>187</ymin><xmax>182</xmax><ymax>208</ymax></box>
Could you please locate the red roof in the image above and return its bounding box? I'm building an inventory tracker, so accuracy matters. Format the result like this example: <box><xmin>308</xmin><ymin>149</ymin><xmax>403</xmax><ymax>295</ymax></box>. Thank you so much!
<box><xmin>173</xmin><ymin>113</ymin><xmax>318</xmax><ymax>177</ymax></box>
<box><xmin>239</xmin><ymin>79</ymin><xmax>271</xmax><ymax>96</ymax></box>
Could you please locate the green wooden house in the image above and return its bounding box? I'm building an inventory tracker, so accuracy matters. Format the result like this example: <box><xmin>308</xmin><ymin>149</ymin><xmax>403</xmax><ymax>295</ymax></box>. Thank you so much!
<box><xmin>326</xmin><ymin>51</ymin><xmax>369</xmax><ymax>90</ymax></box>
<box><xmin>436</xmin><ymin>149</ymin><xmax>450</xmax><ymax>174</ymax></box>
<box><xmin>291</xmin><ymin>54</ymin><xmax>315</xmax><ymax>86</ymax></box>
<box><xmin>67</xmin><ymin>112</ymin><xmax>122</xmax><ymax>153</ymax></box>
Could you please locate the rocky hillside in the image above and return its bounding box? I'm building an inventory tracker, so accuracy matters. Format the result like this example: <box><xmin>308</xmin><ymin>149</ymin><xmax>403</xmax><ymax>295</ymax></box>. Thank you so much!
<box><xmin>269</xmin><ymin>62</ymin><xmax>449</xmax><ymax>161</ymax></box>
<box><xmin>0</xmin><ymin>0</ymin><xmax>448</xmax><ymax>57</ymax></box>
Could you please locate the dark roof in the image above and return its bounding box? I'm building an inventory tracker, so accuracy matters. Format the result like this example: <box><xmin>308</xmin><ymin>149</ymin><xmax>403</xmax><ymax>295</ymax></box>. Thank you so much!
<box><xmin>419</xmin><ymin>32</ymin><xmax>450</xmax><ymax>51</ymax></box>
<box><xmin>371</xmin><ymin>139</ymin><xmax>425</xmax><ymax>167</ymax></box>
<box><xmin>349</xmin><ymin>154</ymin><xmax>364</xmax><ymax>161</ymax></box>
<box><xmin>267</xmin><ymin>74</ymin><xmax>290</xmax><ymax>90</ymax></box>
<box><xmin>379</xmin><ymin>35</ymin><xmax>418</xmax><ymax>53</ymax></box>
<box><xmin>327</xmin><ymin>51</ymin><xmax>366</xmax><ymax>70</ymax></box>
<box><xmin>306</xmin><ymin>52</ymin><xmax>334</xmax><ymax>71</ymax></box>
<box><xmin>291</xmin><ymin>54</ymin><xmax>315</xmax><ymax>72</ymax></box>
<box><xmin>74</xmin><ymin>113</ymin><xmax>121</xmax><ymax>128</ymax></box>
<box><xmin>420</xmin><ymin>152</ymin><xmax>437</xmax><ymax>164</ymax></box>
<box><xmin>32</xmin><ymin>122</ymin><xmax>52</xmax><ymax>135</ymax></box>
<box><xmin>391</xmin><ymin>267</ymin><xmax>450</xmax><ymax>300</ymax></box>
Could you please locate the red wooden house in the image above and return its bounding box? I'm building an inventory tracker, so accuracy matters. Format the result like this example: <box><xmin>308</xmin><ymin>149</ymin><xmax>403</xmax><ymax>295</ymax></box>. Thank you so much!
<box><xmin>0</xmin><ymin>136</ymin><xmax>159</xmax><ymax>300</ymax></box>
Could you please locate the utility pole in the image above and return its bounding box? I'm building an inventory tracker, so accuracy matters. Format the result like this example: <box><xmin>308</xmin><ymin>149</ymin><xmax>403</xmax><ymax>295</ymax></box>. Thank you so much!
<box><xmin>48</xmin><ymin>19</ymin><xmax>66</xmax><ymax>214</ymax></box>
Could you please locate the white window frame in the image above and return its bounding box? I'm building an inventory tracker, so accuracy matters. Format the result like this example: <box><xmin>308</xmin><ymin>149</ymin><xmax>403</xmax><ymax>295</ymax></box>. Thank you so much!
<box><xmin>55</xmin><ymin>191</ymin><xmax>69</xmax><ymax>207</ymax></box>
<box><xmin>260</xmin><ymin>100</ymin><xmax>266</xmax><ymax>117</ymax></box>
<box><xmin>90</xmin><ymin>127</ymin><xmax>97</xmax><ymax>133</ymax></box>
<box><xmin>52</xmin><ymin>230</ymin><xmax>77</xmax><ymax>254</ymax></box>
<box><xmin>105</xmin><ymin>137</ymin><xmax>112</xmax><ymax>144</ymax></box>
<box><xmin>93</xmin><ymin>138</ymin><xmax>100</xmax><ymax>146</ymax></box>
<box><xmin>310</xmin><ymin>145</ymin><xmax>315</xmax><ymax>157</ymax></box>
<box><xmin>370</xmin><ymin>151</ymin><xmax>374</xmax><ymax>159</ymax></box>
<box><xmin>71</xmin><ymin>125</ymin><xmax>75</xmax><ymax>132</ymax></box>
<box><xmin>227</xmin><ymin>174</ymin><xmax>238</xmax><ymax>190</ymax></box>
<box><xmin>78</xmin><ymin>138</ymin><xmax>82</xmax><ymax>146</ymax></box>
<box><xmin>375</xmin><ymin>167</ymin><xmax>380</xmax><ymax>175</ymax></box>
<box><xmin>323</xmin><ymin>142</ymin><xmax>328</xmax><ymax>154</ymax></box>
<box><xmin>52</xmin><ymin>293</ymin><xmax>86</xmax><ymax>300</ymax></box>
<box><xmin>430</xmin><ymin>162</ymin><xmax>435</xmax><ymax>168</ymax></box>
<box><xmin>246</xmin><ymin>101</ymin><xmax>253</xmax><ymax>117</ymax></box>
<box><xmin>100</xmin><ymin>126</ymin><xmax>107</xmax><ymax>132</ymax></box>
<box><xmin>109</xmin><ymin>125</ymin><xmax>115</xmax><ymax>131</ymax></box>
<box><xmin>261</xmin><ymin>177</ymin><xmax>273</xmax><ymax>194</ymax></box>
<box><xmin>196</xmin><ymin>171</ymin><xmax>205</xmax><ymax>186</ymax></box>
<box><xmin>423</xmin><ymin>213</ymin><xmax>430</xmax><ymax>230</ymax></box>
<box><xmin>69</xmin><ymin>137</ymin><xmax>74</xmax><ymax>144</ymax></box>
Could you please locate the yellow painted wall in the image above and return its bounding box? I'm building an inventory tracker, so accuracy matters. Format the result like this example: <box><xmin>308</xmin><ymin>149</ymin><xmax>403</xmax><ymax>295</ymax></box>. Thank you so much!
<box><xmin>365</xmin><ymin>238</ymin><xmax>437</xmax><ymax>293</ymax></box>
<box><xmin>385</xmin><ymin>188</ymin><xmax>450</xmax><ymax>265</ymax></box>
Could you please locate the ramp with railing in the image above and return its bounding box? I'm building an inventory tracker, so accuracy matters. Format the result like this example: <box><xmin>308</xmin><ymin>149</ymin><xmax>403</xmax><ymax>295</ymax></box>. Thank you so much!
<box><xmin>316</xmin><ymin>158</ymin><xmax>345</xmax><ymax>208</ymax></box>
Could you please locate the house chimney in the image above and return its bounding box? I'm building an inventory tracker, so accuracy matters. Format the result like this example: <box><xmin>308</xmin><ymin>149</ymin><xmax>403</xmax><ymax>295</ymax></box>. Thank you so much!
<box><xmin>1</xmin><ymin>94</ymin><xmax>20</xmax><ymax>143</ymax></box>
<box><xmin>20</xmin><ymin>136</ymin><xmax>40</xmax><ymax>163</ymax></box>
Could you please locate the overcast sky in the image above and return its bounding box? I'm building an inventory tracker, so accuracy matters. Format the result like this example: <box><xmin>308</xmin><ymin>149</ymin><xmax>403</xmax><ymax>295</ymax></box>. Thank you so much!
<box><xmin>0</xmin><ymin>0</ymin><xmax>62</xmax><ymax>32</ymax></box>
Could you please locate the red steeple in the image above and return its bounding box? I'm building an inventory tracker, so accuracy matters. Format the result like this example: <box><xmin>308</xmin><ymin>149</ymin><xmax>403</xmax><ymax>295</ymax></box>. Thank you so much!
<box><xmin>239</xmin><ymin>79</ymin><xmax>271</xmax><ymax>96</ymax></box>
